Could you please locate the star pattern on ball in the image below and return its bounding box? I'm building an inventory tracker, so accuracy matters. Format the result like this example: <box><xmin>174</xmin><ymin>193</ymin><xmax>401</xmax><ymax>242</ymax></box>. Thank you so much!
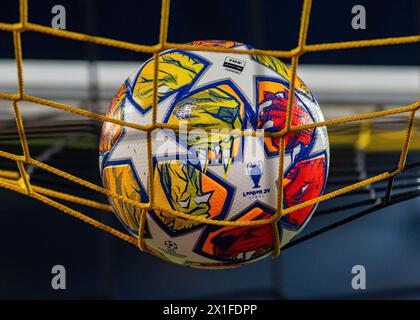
<box><xmin>190</xmin><ymin>45</ymin><xmax>285</xmax><ymax>114</ymax></box>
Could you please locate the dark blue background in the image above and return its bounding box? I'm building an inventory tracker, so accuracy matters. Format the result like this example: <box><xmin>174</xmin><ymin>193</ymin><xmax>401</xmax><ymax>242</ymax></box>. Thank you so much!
<box><xmin>0</xmin><ymin>0</ymin><xmax>419</xmax><ymax>64</ymax></box>
<box><xmin>0</xmin><ymin>0</ymin><xmax>419</xmax><ymax>299</ymax></box>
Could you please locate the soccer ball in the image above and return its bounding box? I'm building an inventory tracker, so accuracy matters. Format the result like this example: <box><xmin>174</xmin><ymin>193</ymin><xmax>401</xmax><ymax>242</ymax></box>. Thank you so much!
<box><xmin>99</xmin><ymin>40</ymin><xmax>329</xmax><ymax>268</ymax></box>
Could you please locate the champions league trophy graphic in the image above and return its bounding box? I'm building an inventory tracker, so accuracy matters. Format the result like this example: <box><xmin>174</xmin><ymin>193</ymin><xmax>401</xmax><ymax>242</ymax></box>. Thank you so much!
<box><xmin>247</xmin><ymin>161</ymin><xmax>264</xmax><ymax>189</ymax></box>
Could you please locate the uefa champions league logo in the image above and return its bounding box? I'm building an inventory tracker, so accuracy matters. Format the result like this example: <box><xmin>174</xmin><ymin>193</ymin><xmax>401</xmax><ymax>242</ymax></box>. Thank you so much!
<box><xmin>246</xmin><ymin>161</ymin><xmax>264</xmax><ymax>189</ymax></box>
<box><xmin>164</xmin><ymin>240</ymin><xmax>178</xmax><ymax>250</ymax></box>
<box><xmin>160</xmin><ymin>240</ymin><xmax>186</xmax><ymax>259</ymax></box>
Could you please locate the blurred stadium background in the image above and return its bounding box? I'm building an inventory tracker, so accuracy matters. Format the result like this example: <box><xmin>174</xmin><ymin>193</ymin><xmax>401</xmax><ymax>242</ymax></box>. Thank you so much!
<box><xmin>0</xmin><ymin>0</ymin><xmax>419</xmax><ymax>299</ymax></box>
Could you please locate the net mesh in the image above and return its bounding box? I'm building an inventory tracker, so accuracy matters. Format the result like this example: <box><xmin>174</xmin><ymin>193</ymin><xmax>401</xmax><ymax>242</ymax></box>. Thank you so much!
<box><xmin>0</xmin><ymin>0</ymin><xmax>419</xmax><ymax>255</ymax></box>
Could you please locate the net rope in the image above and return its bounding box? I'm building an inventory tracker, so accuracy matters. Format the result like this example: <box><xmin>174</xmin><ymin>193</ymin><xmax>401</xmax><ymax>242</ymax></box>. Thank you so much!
<box><xmin>0</xmin><ymin>0</ymin><xmax>419</xmax><ymax>255</ymax></box>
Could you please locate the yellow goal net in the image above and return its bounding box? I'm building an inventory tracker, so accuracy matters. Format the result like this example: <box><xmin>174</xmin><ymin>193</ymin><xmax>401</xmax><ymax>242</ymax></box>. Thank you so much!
<box><xmin>0</xmin><ymin>0</ymin><xmax>419</xmax><ymax>256</ymax></box>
